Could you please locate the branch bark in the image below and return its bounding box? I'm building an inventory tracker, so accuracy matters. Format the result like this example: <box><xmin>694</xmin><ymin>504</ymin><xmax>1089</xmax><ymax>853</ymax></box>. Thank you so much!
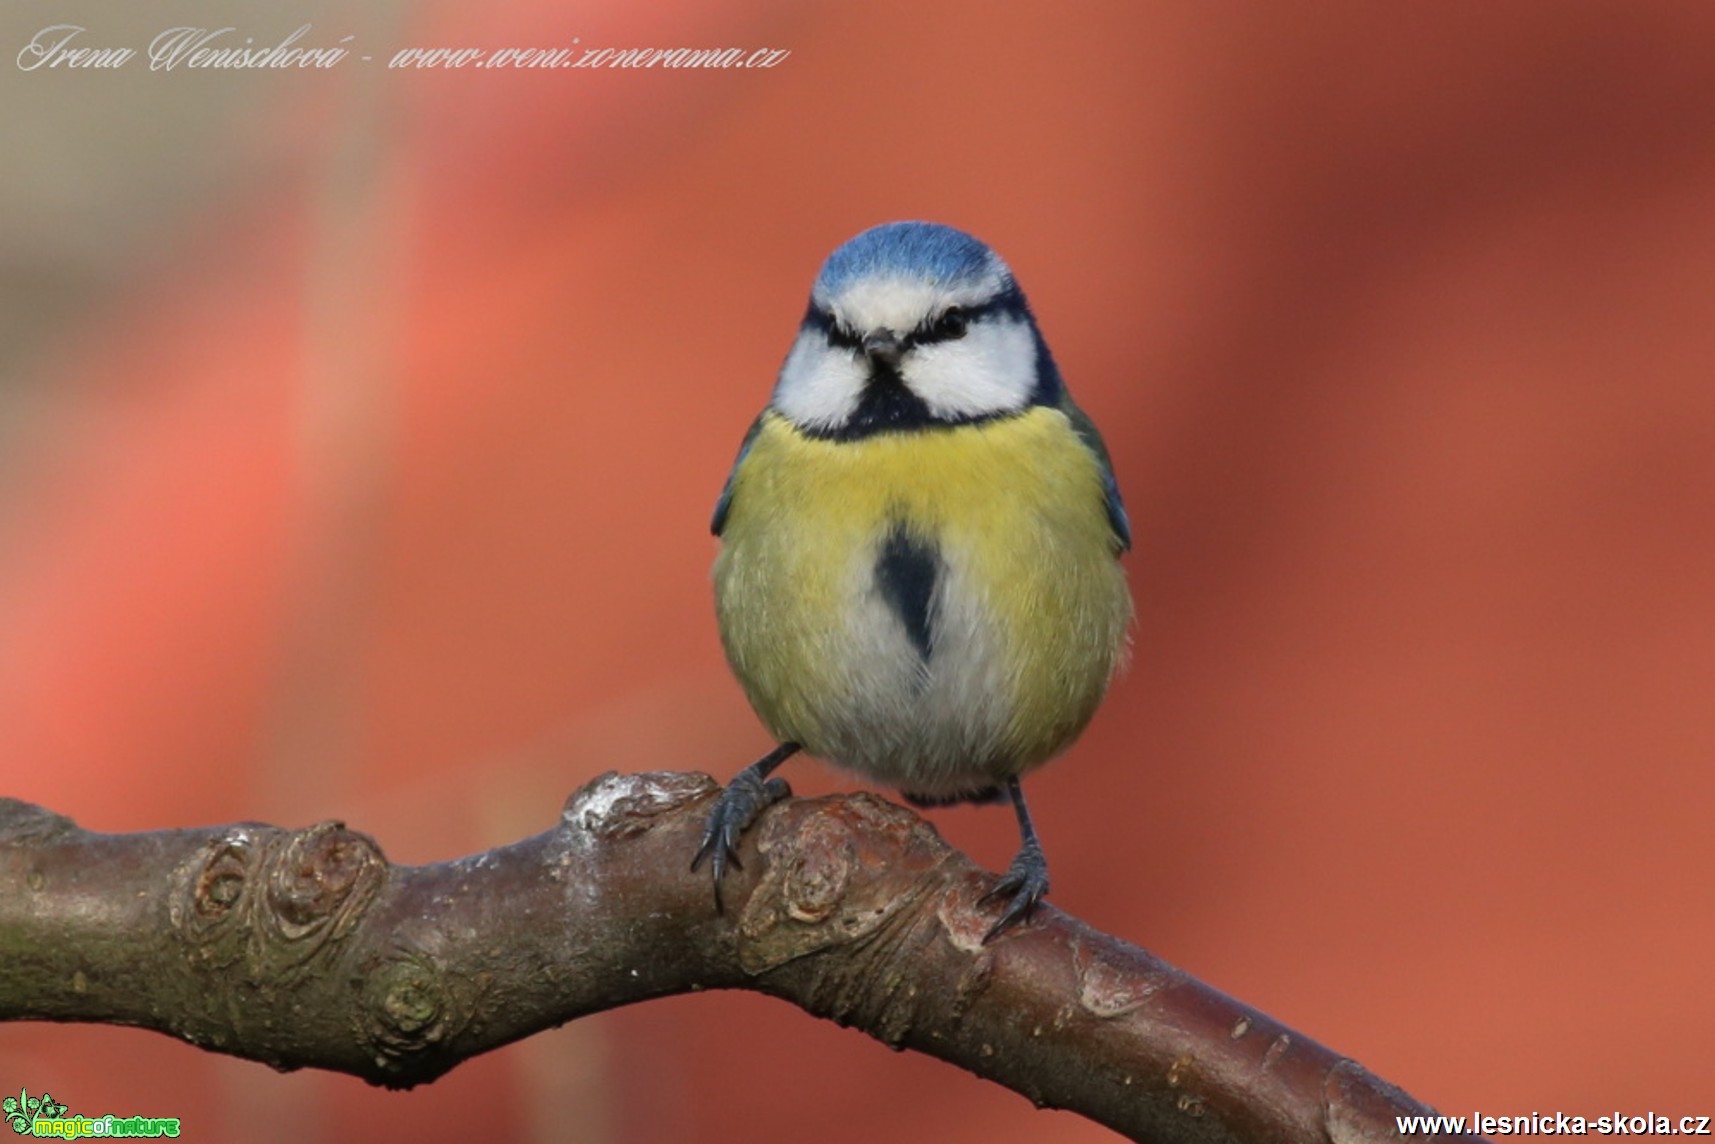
<box><xmin>0</xmin><ymin>774</ymin><xmax>1481</xmax><ymax>1143</ymax></box>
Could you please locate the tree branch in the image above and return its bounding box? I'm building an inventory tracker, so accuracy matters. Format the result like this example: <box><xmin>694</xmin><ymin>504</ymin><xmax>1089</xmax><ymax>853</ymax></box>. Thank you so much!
<box><xmin>0</xmin><ymin>774</ymin><xmax>1479</xmax><ymax>1142</ymax></box>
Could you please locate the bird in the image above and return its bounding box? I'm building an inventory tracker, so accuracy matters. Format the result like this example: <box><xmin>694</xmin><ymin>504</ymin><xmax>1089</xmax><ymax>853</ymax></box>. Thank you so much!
<box><xmin>693</xmin><ymin>221</ymin><xmax>1132</xmax><ymax>941</ymax></box>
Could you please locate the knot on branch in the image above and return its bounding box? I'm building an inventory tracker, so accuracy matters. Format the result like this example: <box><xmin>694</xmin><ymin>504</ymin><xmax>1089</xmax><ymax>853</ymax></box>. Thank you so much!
<box><xmin>737</xmin><ymin>794</ymin><xmax>965</xmax><ymax>1045</ymax></box>
<box><xmin>740</xmin><ymin>795</ymin><xmax>949</xmax><ymax>971</ymax></box>
<box><xmin>1324</xmin><ymin>1059</ymin><xmax>1425</xmax><ymax>1144</ymax></box>
<box><xmin>1072</xmin><ymin>934</ymin><xmax>1173</xmax><ymax>1019</ymax></box>
<box><xmin>357</xmin><ymin>949</ymin><xmax>462</xmax><ymax>1078</ymax></box>
<box><xmin>171</xmin><ymin>821</ymin><xmax>386</xmax><ymax>982</ymax></box>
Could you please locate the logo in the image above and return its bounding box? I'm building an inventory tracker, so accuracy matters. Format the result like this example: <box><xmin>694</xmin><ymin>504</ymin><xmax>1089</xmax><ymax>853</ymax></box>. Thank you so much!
<box><xmin>3</xmin><ymin>1088</ymin><xmax>181</xmax><ymax>1138</ymax></box>
<box><xmin>4</xmin><ymin>1090</ymin><xmax>66</xmax><ymax>1135</ymax></box>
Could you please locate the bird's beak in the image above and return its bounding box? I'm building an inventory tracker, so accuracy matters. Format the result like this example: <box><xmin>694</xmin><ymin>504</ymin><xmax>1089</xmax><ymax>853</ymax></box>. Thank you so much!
<box><xmin>861</xmin><ymin>329</ymin><xmax>903</xmax><ymax>368</ymax></box>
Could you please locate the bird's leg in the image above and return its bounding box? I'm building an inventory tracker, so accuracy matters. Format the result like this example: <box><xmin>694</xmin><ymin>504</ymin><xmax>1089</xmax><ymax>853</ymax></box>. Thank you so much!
<box><xmin>979</xmin><ymin>777</ymin><xmax>1050</xmax><ymax>942</ymax></box>
<box><xmin>692</xmin><ymin>742</ymin><xmax>800</xmax><ymax>907</ymax></box>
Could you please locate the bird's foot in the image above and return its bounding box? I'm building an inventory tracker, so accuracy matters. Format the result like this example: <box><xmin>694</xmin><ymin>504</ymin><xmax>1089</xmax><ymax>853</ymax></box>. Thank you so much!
<box><xmin>691</xmin><ymin>764</ymin><xmax>792</xmax><ymax>908</ymax></box>
<box><xmin>979</xmin><ymin>840</ymin><xmax>1049</xmax><ymax>942</ymax></box>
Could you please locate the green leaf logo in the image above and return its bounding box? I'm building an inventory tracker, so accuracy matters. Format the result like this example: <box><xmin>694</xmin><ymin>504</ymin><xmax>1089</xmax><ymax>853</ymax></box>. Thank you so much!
<box><xmin>3</xmin><ymin>1088</ymin><xmax>69</xmax><ymax>1134</ymax></box>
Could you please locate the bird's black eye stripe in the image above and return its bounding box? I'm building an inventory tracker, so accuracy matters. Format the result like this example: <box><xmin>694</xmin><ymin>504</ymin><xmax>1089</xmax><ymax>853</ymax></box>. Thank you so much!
<box><xmin>806</xmin><ymin>305</ymin><xmax>862</xmax><ymax>350</ymax></box>
<box><xmin>806</xmin><ymin>291</ymin><xmax>1027</xmax><ymax>353</ymax></box>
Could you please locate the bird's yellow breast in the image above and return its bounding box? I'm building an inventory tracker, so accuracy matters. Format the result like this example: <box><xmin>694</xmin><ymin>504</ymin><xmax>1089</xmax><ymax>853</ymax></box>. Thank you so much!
<box><xmin>714</xmin><ymin>408</ymin><xmax>1130</xmax><ymax>795</ymax></box>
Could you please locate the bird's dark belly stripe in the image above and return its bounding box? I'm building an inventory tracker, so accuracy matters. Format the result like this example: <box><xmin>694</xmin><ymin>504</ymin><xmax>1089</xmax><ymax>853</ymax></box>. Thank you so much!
<box><xmin>875</xmin><ymin>525</ymin><xmax>939</xmax><ymax>662</ymax></box>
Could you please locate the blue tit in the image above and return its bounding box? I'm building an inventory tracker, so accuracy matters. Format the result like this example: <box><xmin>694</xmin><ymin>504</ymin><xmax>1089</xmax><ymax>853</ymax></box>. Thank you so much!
<box><xmin>693</xmin><ymin>221</ymin><xmax>1132</xmax><ymax>940</ymax></box>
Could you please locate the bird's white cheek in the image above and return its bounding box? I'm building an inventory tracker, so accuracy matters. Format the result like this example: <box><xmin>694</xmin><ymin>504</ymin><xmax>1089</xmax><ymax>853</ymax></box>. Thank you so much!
<box><xmin>772</xmin><ymin>331</ymin><xmax>865</xmax><ymax>431</ymax></box>
<box><xmin>904</xmin><ymin>320</ymin><xmax>1037</xmax><ymax>421</ymax></box>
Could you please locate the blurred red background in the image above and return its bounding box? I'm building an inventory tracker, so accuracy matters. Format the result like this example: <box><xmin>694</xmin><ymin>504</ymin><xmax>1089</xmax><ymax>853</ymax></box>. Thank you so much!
<box><xmin>4</xmin><ymin>1</ymin><xmax>1714</xmax><ymax>1140</ymax></box>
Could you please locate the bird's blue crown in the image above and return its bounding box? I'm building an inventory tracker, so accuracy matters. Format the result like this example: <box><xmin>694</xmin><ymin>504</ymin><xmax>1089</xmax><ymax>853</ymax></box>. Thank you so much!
<box><xmin>813</xmin><ymin>221</ymin><xmax>1008</xmax><ymax>298</ymax></box>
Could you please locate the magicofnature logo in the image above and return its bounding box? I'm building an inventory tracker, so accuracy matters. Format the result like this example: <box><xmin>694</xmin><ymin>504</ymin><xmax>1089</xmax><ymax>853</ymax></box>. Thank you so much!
<box><xmin>3</xmin><ymin>1087</ymin><xmax>180</xmax><ymax>1137</ymax></box>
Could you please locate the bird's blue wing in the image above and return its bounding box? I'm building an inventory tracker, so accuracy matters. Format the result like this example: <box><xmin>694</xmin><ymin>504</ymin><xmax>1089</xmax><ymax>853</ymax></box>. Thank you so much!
<box><xmin>1061</xmin><ymin>396</ymin><xmax>1131</xmax><ymax>553</ymax></box>
<box><xmin>711</xmin><ymin>412</ymin><xmax>767</xmax><ymax>536</ymax></box>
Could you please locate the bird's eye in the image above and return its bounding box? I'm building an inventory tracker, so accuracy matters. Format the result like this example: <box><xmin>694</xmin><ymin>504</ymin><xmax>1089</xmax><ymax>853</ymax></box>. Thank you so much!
<box><xmin>930</xmin><ymin>307</ymin><xmax>969</xmax><ymax>342</ymax></box>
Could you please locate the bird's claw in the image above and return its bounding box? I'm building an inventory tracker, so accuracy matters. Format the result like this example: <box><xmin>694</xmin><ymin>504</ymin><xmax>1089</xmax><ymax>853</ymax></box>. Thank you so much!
<box><xmin>979</xmin><ymin>841</ymin><xmax>1049</xmax><ymax>942</ymax></box>
<box><xmin>691</xmin><ymin>770</ymin><xmax>791</xmax><ymax>908</ymax></box>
